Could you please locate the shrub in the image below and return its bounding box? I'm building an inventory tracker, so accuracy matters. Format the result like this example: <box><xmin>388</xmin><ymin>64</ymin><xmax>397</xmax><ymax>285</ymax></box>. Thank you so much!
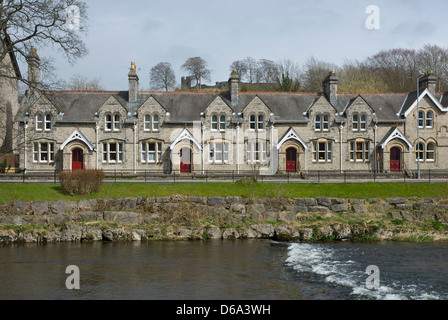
<box><xmin>235</xmin><ymin>177</ymin><xmax>257</xmax><ymax>186</ymax></box>
<box><xmin>59</xmin><ymin>170</ymin><xmax>105</xmax><ymax>195</ymax></box>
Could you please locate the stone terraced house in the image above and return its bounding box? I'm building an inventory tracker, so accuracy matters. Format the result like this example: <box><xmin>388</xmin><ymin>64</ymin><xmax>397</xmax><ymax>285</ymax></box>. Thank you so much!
<box><xmin>15</xmin><ymin>48</ymin><xmax>448</xmax><ymax>175</ymax></box>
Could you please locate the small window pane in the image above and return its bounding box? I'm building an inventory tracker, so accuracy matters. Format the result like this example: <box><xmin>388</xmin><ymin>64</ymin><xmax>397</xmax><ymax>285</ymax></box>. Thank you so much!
<box><xmin>153</xmin><ymin>114</ymin><xmax>159</xmax><ymax>131</ymax></box>
<box><xmin>219</xmin><ymin>115</ymin><xmax>226</xmax><ymax>130</ymax></box>
<box><xmin>144</xmin><ymin>115</ymin><xmax>151</xmax><ymax>130</ymax></box>
<box><xmin>211</xmin><ymin>115</ymin><xmax>218</xmax><ymax>130</ymax></box>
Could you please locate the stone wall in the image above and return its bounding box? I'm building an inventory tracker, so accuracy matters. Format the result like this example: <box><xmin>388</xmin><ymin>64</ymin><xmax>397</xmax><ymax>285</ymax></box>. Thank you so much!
<box><xmin>1</xmin><ymin>195</ymin><xmax>448</xmax><ymax>244</ymax></box>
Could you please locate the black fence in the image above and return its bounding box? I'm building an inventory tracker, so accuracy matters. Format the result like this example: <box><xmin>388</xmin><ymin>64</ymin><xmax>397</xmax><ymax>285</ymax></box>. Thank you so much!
<box><xmin>1</xmin><ymin>169</ymin><xmax>447</xmax><ymax>184</ymax></box>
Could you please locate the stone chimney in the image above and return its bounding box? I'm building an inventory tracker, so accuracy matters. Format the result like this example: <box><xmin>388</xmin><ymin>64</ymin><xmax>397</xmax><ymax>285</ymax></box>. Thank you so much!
<box><xmin>419</xmin><ymin>71</ymin><xmax>436</xmax><ymax>95</ymax></box>
<box><xmin>128</xmin><ymin>62</ymin><xmax>139</xmax><ymax>103</ymax></box>
<box><xmin>228</xmin><ymin>69</ymin><xmax>240</xmax><ymax>105</ymax></box>
<box><xmin>27</xmin><ymin>47</ymin><xmax>40</xmax><ymax>93</ymax></box>
<box><xmin>323</xmin><ymin>71</ymin><xmax>338</xmax><ymax>104</ymax></box>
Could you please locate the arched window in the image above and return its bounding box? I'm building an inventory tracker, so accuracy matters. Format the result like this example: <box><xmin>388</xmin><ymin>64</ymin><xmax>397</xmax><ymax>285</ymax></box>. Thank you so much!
<box><xmin>426</xmin><ymin>111</ymin><xmax>433</xmax><ymax>128</ymax></box>
<box><xmin>360</xmin><ymin>114</ymin><xmax>367</xmax><ymax>131</ymax></box>
<box><xmin>416</xmin><ymin>142</ymin><xmax>424</xmax><ymax>161</ymax></box>
<box><xmin>417</xmin><ymin>111</ymin><xmax>425</xmax><ymax>128</ymax></box>
<box><xmin>323</xmin><ymin>114</ymin><xmax>330</xmax><ymax>131</ymax></box>
<box><xmin>44</xmin><ymin>114</ymin><xmax>51</xmax><ymax>130</ymax></box>
<box><xmin>36</xmin><ymin>114</ymin><xmax>43</xmax><ymax>131</ymax></box>
<box><xmin>153</xmin><ymin>114</ymin><xmax>159</xmax><ymax>131</ymax></box>
<box><xmin>219</xmin><ymin>115</ymin><xmax>226</xmax><ymax>131</ymax></box>
<box><xmin>113</xmin><ymin>114</ymin><xmax>121</xmax><ymax>131</ymax></box>
<box><xmin>105</xmin><ymin>114</ymin><xmax>112</xmax><ymax>131</ymax></box>
<box><xmin>257</xmin><ymin>114</ymin><xmax>265</xmax><ymax>130</ymax></box>
<box><xmin>352</xmin><ymin>114</ymin><xmax>359</xmax><ymax>131</ymax></box>
<box><xmin>211</xmin><ymin>115</ymin><xmax>218</xmax><ymax>130</ymax></box>
<box><xmin>249</xmin><ymin>114</ymin><xmax>256</xmax><ymax>130</ymax></box>
<box><xmin>426</xmin><ymin>142</ymin><xmax>435</xmax><ymax>162</ymax></box>
<box><xmin>144</xmin><ymin>114</ymin><xmax>151</xmax><ymax>131</ymax></box>
<box><xmin>315</xmin><ymin>114</ymin><xmax>322</xmax><ymax>131</ymax></box>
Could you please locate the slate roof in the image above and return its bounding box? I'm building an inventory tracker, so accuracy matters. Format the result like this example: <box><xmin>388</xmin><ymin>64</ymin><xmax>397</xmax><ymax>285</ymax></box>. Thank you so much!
<box><xmin>16</xmin><ymin>87</ymin><xmax>446</xmax><ymax>125</ymax></box>
<box><xmin>440</xmin><ymin>92</ymin><xmax>448</xmax><ymax>107</ymax></box>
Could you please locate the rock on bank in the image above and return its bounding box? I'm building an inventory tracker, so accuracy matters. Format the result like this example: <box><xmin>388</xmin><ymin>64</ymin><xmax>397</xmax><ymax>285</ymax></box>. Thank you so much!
<box><xmin>1</xmin><ymin>196</ymin><xmax>448</xmax><ymax>243</ymax></box>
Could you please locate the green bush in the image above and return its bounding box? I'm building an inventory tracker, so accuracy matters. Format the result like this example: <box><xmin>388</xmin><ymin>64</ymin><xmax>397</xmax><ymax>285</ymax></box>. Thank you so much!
<box><xmin>59</xmin><ymin>170</ymin><xmax>105</xmax><ymax>195</ymax></box>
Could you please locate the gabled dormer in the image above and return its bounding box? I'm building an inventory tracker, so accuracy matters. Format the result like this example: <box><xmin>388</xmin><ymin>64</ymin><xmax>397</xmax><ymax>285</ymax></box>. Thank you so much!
<box><xmin>342</xmin><ymin>95</ymin><xmax>376</xmax><ymax>133</ymax></box>
<box><xmin>137</xmin><ymin>95</ymin><xmax>167</xmax><ymax>132</ymax></box>
<box><xmin>204</xmin><ymin>96</ymin><xmax>233</xmax><ymax>132</ymax></box>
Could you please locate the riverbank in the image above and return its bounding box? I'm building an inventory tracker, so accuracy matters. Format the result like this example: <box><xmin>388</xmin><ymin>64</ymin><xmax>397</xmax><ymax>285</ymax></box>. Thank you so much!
<box><xmin>1</xmin><ymin>195</ymin><xmax>448</xmax><ymax>244</ymax></box>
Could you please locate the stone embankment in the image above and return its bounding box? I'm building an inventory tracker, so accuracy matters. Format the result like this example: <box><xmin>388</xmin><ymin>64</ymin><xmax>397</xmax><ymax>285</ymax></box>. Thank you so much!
<box><xmin>1</xmin><ymin>195</ymin><xmax>448</xmax><ymax>243</ymax></box>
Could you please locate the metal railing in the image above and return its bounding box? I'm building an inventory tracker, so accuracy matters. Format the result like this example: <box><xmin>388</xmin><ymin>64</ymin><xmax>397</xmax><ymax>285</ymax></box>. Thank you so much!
<box><xmin>0</xmin><ymin>169</ymin><xmax>447</xmax><ymax>184</ymax></box>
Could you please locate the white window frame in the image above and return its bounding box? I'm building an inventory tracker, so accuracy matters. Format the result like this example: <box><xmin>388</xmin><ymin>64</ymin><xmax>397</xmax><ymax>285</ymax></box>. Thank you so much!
<box><xmin>141</xmin><ymin>142</ymin><xmax>163</xmax><ymax>164</ymax></box>
<box><xmin>144</xmin><ymin>114</ymin><xmax>151</xmax><ymax>131</ymax></box>
<box><xmin>208</xmin><ymin>142</ymin><xmax>230</xmax><ymax>164</ymax></box>
<box><xmin>257</xmin><ymin>114</ymin><xmax>265</xmax><ymax>131</ymax></box>
<box><xmin>36</xmin><ymin>114</ymin><xmax>43</xmax><ymax>131</ymax></box>
<box><xmin>103</xmin><ymin>142</ymin><xmax>124</xmax><ymax>164</ymax></box>
<box><xmin>249</xmin><ymin>114</ymin><xmax>256</xmax><ymax>131</ymax></box>
<box><xmin>211</xmin><ymin>115</ymin><xmax>218</xmax><ymax>131</ymax></box>
<box><xmin>350</xmin><ymin>140</ymin><xmax>369</xmax><ymax>162</ymax></box>
<box><xmin>219</xmin><ymin>115</ymin><xmax>226</xmax><ymax>131</ymax></box>
<box><xmin>360</xmin><ymin>114</ymin><xmax>367</xmax><ymax>131</ymax></box>
<box><xmin>44</xmin><ymin>114</ymin><xmax>51</xmax><ymax>131</ymax></box>
<box><xmin>105</xmin><ymin>114</ymin><xmax>112</xmax><ymax>131</ymax></box>
<box><xmin>352</xmin><ymin>114</ymin><xmax>359</xmax><ymax>131</ymax></box>
<box><xmin>247</xmin><ymin>141</ymin><xmax>267</xmax><ymax>164</ymax></box>
<box><xmin>113</xmin><ymin>114</ymin><xmax>121</xmax><ymax>131</ymax></box>
<box><xmin>415</xmin><ymin>142</ymin><xmax>425</xmax><ymax>162</ymax></box>
<box><xmin>152</xmin><ymin>114</ymin><xmax>159</xmax><ymax>131</ymax></box>
<box><xmin>315</xmin><ymin>114</ymin><xmax>322</xmax><ymax>131</ymax></box>
<box><xmin>313</xmin><ymin>141</ymin><xmax>332</xmax><ymax>163</ymax></box>
<box><xmin>323</xmin><ymin>114</ymin><xmax>330</xmax><ymax>131</ymax></box>
<box><xmin>426</xmin><ymin>142</ymin><xmax>435</xmax><ymax>162</ymax></box>
<box><xmin>426</xmin><ymin>111</ymin><xmax>433</xmax><ymax>129</ymax></box>
<box><xmin>33</xmin><ymin>142</ymin><xmax>54</xmax><ymax>164</ymax></box>
<box><xmin>417</xmin><ymin>111</ymin><xmax>425</xmax><ymax>129</ymax></box>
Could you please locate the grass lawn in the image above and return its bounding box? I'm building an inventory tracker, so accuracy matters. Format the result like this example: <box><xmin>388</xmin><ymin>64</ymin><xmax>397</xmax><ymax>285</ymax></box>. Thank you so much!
<box><xmin>0</xmin><ymin>182</ymin><xmax>447</xmax><ymax>204</ymax></box>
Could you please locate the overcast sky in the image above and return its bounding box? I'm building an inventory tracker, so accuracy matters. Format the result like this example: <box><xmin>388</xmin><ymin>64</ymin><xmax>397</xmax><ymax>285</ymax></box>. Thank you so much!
<box><xmin>35</xmin><ymin>0</ymin><xmax>448</xmax><ymax>90</ymax></box>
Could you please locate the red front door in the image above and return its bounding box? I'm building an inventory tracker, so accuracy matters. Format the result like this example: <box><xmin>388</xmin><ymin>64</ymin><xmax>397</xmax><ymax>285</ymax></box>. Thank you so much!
<box><xmin>390</xmin><ymin>147</ymin><xmax>401</xmax><ymax>172</ymax></box>
<box><xmin>286</xmin><ymin>148</ymin><xmax>297</xmax><ymax>173</ymax></box>
<box><xmin>180</xmin><ymin>147</ymin><xmax>192</xmax><ymax>173</ymax></box>
<box><xmin>72</xmin><ymin>148</ymin><xmax>84</xmax><ymax>171</ymax></box>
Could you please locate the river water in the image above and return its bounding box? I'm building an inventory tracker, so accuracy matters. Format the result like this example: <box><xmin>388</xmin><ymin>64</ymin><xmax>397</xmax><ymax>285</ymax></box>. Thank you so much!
<box><xmin>0</xmin><ymin>240</ymin><xmax>447</xmax><ymax>300</ymax></box>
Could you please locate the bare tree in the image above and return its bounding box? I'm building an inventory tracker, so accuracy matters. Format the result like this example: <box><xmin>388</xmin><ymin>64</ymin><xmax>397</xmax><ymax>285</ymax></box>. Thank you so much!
<box><xmin>181</xmin><ymin>57</ymin><xmax>211</xmax><ymax>91</ymax></box>
<box><xmin>0</xmin><ymin>0</ymin><xmax>89</xmax><ymax>161</ymax></box>
<box><xmin>417</xmin><ymin>44</ymin><xmax>448</xmax><ymax>92</ymax></box>
<box><xmin>229</xmin><ymin>59</ymin><xmax>248</xmax><ymax>81</ymax></box>
<box><xmin>149</xmin><ymin>62</ymin><xmax>176</xmax><ymax>91</ymax></box>
<box><xmin>275</xmin><ymin>59</ymin><xmax>302</xmax><ymax>91</ymax></box>
<box><xmin>337</xmin><ymin>60</ymin><xmax>388</xmax><ymax>93</ymax></box>
<box><xmin>63</xmin><ymin>74</ymin><xmax>104</xmax><ymax>91</ymax></box>
<box><xmin>302</xmin><ymin>56</ymin><xmax>338</xmax><ymax>92</ymax></box>
<box><xmin>258</xmin><ymin>59</ymin><xmax>280</xmax><ymax>84</ymax></box>
<box><xmin>364</xmin><ymin>48</ymin><xmax>419</xmax><ymax>92</ymax></box>
<box><xmin>0</xmin><ymin>0</ymin><xmax>88</xmax><ymax>85</ymax></box>
<box><xmin>242</xmin><ymin>57</ymin><xmax>260</xmax><ymax>84</ymax></box>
